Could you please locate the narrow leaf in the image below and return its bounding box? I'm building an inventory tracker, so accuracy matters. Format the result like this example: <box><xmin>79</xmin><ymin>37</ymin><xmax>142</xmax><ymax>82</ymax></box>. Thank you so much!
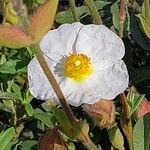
<box><xmin>94</xmin><ymin>1</ymin><xmax>112</xmax><ymax>10</ymax></box>
<box><xmin>133</xmin><ymin>113</ymin><xmax>150</xmax><ymax>150</ymax></box>
<box><xmin>11</xmin><ymin>83</ymin><xmax>23</xmax><ymax>101</ymax></box>
<box><xmin>131</xmin><ymin>94</ymin><xmax>145</xmax><ymax>116</ymax></box>
<box><xmin>0</xmin><ymin>127</ymin><xmax>15</xmax><ymax>150</ymax></box>
<box><xmin>111</xmin><ymin>1</ymin><xmax>119</xmax><ymax>31</ymax></box>
<box><xmin>127</xmin><ymin>87</ymin><xmax>145</xmax><ymax>117</ymax></box>
<box><xmin>24</xmin><ymin>103</ymin><xmax>33</xmax><ymax>117</ymax></box>
<box><xmin>0</xmin><ymin>91</ymin><xmax>21</xmax><ymax>101</ymax></box>
<box><xmin>130</xmin><ymin>14</ymin><xmax>150</xmax><ymax>51</ymax></box>
<box><xmin>144</xmin><ymin>113</ymin><xmax>150</xmax><ymax>150</ymax></box>
<box><xmin>5</xmin><ymin>1</ymin><xmax>20</xmax><ymax>25</ymax></box>
<box><xmin>108</xmin><ymin>125</ymin><xmax>125</xmax><ymax>150</ymax></box>
<box><xmin>52</xmin><ymin>107</ymin><xmax>73</xmax><ymax>137</ymax></box>
<box><xmin>33</xmin><ymin>108</ymin><xmax>54</xmax><ymax>127</ymax></box>
<box><xmin>138</xmin><ymin>15</ymin><xmax>150</xmax><ymax>39</ymax></box>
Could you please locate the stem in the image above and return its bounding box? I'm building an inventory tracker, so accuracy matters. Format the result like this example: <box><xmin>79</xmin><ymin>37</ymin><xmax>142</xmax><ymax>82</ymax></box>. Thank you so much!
<box><xmin>127</xmin><ymin>126</ymin><xmax>134</xmax><ymax>150</ymax></box>
<box><xmin>31</xmin><ymin>44</ymin><xmax>76</xmax><ymax>124</ymax></box>
<box><xmin>121</xmin><ymin>118</ymin><xmax>134</xmax><ymax>150</ymax></box>
<box><xmin>119</xmin><ymin>0</ymin><xmax>127</xmax><ymax>38</ymax></box>
<box><xmin>119</xmin><ymin>93</ymin><xmax>129</xmax><ymax>120</ymax></box>
<box><xmin>69</xmin><ymin>0</ymin><xmax>79</xmax><ymax>22</ymax></box>
<box><xmin>14</xmin><ymin>121</ymin><xmax>25</xmax><ymax>139</ymax></box>
<box><xmin>15</xmin><ymin>0</ymin><xmax>23</xmax><ymax>9</ymax></box>
<box><xmin>84</xmin><ymin>0</ymin><xmax>102</xmax><ymax>25</ymax></box>
<box><xmin>84</xmin><ymin>137</ymin><xmax>98</xmax><ymax>150</ymax></box>
<box><xmin>111</xmin><ymin>145</ymin><xmax>115</xmax><ymax>150</ymax></box>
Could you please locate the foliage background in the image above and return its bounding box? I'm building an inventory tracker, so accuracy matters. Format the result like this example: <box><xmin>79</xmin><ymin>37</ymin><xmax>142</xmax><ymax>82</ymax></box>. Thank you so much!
<box><xmin>0</xmin><ymin>0</ymin><xmax>149</xmax><ymax>149</ymax></box>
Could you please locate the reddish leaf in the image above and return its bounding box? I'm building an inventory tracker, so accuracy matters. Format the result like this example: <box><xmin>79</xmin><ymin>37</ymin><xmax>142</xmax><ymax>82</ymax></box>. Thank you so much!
<box><xmin>31</xmin><ymin>0</ymin><xmax>58</xmax><ymax>42</ymax></box>
<box><xmin>0</xmin><ymin>25</ymin><xmax>32</xmax><ymax>48</ymax></box>
<box><xmin>135</xmin><ymin>98</ymin><xmax>150</xmax><ymax>118</ymax></box>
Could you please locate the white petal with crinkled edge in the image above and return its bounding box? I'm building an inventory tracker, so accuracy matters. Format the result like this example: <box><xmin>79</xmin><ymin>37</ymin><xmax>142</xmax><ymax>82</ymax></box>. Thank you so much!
<box><xmin>75</xmin><ymin>24</ymin><xmax>125</xmax><ymax>69</ymax></box>
<box><xmin>40</xmin><ymin>22</ymin><xmax>83</xmax><ymax>62</ymax></box>
<box><xmin>57</xmin><ymin>60</ymin><xmax>128</xmax><ymax>106</ymax></box>
<box><xmin>28</xmin><ymin>56</ymin><xmax>59</xmax><ymax>100</ymax></box>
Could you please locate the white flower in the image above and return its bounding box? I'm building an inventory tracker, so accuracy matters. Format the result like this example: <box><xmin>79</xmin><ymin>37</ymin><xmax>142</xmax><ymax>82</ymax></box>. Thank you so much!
<box><xmin>28</xmin><ymin>22</ymin><xmax>129</xmax><ymax>107</ymax></box>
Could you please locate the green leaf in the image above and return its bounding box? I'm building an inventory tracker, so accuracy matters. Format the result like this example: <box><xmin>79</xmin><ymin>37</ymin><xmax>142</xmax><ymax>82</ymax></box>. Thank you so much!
<box><xmin>55</xmin><ymin>6</ymin><xmax>87</xmax><ymax>24</ymax></box>
<box><xmin>127</xmin><ymin>87</ymin><xmax>145</xmax><ymax>117</ymax></box>
<box><xmin>108</xmin><ymin>125</ymin><xmax>125</xmax><ymax>150</ymax></box>
<box><xmin>0</xmin><ymin>127</ymin><xmax>15</xmax><ymax>150</ymax></box>
<box><xmin>132</xmin><ymin>67</ymin><xmax>150</xmax><ymax>84</ymax></box>
<box><xmin>24</xmin><ymin>103</ymin><xmax>33</xmax><ymax>117</ymax></box>
<box><xmin>131</xmin><ymin>94</ymin><xmax>145</xmax><ymax>115</ymax></box>
<box><xmin>67</xmin><ymin>142</ymin><xmax>75</xmax><ymax>150</ymax></box>
<box><xmin>144</xmin><ymin>113</ymin><xmax>150</xmax><ymax>150</ymax></box>
<box><xmin>36</xmin><ymin>0</ymin><xmax>46</xmax><ymax>4</ymax></box>
<box><xmin>2</xmin><ymin>99</ymin><xmax>16</xmax><ymax>114</ymax></box>
<box><xmin>52</xmin><ymin>107</ymin><xmax>89</xmax><ymax>141</ymax></box>
<box><xmin>11</xmin><ymin>83</ymin><xmax>23</xmax><ymax>101</ymax></box>
<box><xmin>4</xmin><ymin>140</ymin><xmax>20</xmax><ymax>150</ymax></box>
<box><xmin>33</xmin><ymin>108</ymin><xmax>54</xmax><ymax>127</ymax></box>
<box><xmin>94</xmin><ymin>1</ymin><xmax>112</xmax><ymax>10</ymax></box>
<box><xmin>133</xmin><ymin>113</ymin><xmax>150</xmax><ymax>150</ymax></box>
<box><xmin>134</xmin><ymin>125</ymin><xmax>143</xmax><ymax>148</ymax></box>
<box><xmin>0</xmin><ymin>91</ymin><xmax>22</xmax><ymax>101</ymax></box>
<box><xmin>130</xmin><ymin>13</ymin><xmax>150</xmax><ymax>51</ymax></box>
<box><xmin>0</xmin><ymin>60</ymin><xmax>20</xmax><ymax>74</ymax></box>
<box><xmin>52</xmin><ymin>107</ymin><xmax>73</xmax><ymax>137</ymax></box>
<box><xmin>55</xmin><ymin>1</ymin><xmax>111</xmax><ymax>24</ymax></box>
<box><xmin>0</xmin><ymin>54</ymin><xmax>6</xmax><ymax>65</ymax></box>
<box><xmin>20</xmin><ymin>140</ymin><xmax>37</xmax><ymax>150</ymax></box>
<box><xmin>8</xmin><ymin>49</ymin><xmax>18</xmax><ymax>58</ymax></box>
<box><xmin>23</xmin><ymin>89</ymin><xmax>33</xmax><ymax>105</ymax></box>
<box><xmin>111</xmin><ymin>1</ymin><xmax>119</xmax><ymax>30</ymax></box>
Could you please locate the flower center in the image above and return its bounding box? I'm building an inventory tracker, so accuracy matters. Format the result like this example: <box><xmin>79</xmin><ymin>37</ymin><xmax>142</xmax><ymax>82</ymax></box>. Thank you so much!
<box><xmin>64</xmin><ymin>53</ymin><xmax>93</xmax><ymax>81</ymax></box>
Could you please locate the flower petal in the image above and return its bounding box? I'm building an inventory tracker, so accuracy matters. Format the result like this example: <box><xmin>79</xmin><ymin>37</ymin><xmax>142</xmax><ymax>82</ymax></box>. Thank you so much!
<box><xmin>75</xmin><ymin>24</ymin><xmax>125</xmax><ymax>68</ymax></box>
<box><xmin>0</xmin><ymin>25</ymin><xmax>32</xmax><ymax>48</ymax></box>
<box><xmin>57</xmin><ymin>60</ymin><xmax>128</xmax><ymax>106</ymax></box>
<box><xmin>91</xmin><ymin>60</ymin><xmax>128</xmax><ymax>100</ymax></box>
<box><xmin>40</xmin><ymin>22</ymin><xmax>83</xmax><ymax>62</ymax></box>
<box><xmin>28</xmin><ymin>56</ymin><xmax>128</xmax><ymax>107</ymax></box>
<box><xmin>28</xmin><ymin>56</ymin><xmax>58</xmax><ymax>100</ymax></box>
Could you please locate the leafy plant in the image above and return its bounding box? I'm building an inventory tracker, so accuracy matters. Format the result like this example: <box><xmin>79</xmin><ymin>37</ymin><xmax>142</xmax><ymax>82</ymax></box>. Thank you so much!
<box><xmin>0</xmin><ymin>0</ymin><xmax>149</xmax><ymax>150</ymax></box>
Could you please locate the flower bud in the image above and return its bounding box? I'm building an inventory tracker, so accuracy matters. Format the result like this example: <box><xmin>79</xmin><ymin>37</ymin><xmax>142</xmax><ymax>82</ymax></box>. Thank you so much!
<box><xmin>83</xmin><ymin>99</ymin><xmax>115</xmax><ymax>128</ymax></box>
<box><xmin>38</xmin><ymin>127</ymin><xmax>67</xmax><ymax>150</ymax></box>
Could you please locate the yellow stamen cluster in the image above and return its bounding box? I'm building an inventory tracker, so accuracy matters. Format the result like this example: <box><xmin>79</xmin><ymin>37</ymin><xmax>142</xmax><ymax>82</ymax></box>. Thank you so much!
<box><xmin>64</xmin><ymin>53</ymin><xmax>93</xmax><ymax>82</ymax></box>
